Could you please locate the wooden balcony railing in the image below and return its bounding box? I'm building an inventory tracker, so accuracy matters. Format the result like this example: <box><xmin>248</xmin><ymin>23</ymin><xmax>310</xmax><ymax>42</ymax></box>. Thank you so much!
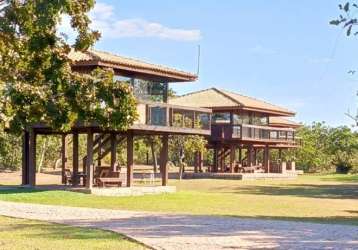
<box><xmin>136</xmin><ymin>102</ymin><xmax>211</xmax><ymax>131</ymax></box>
<box><xmin>212</xmin><ymin>123</ymin><xmax>300</xmax><ymax>145</ymax></box>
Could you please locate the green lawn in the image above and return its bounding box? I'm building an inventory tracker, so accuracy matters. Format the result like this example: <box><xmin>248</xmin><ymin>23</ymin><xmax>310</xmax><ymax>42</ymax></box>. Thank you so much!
<box><xmin>0</xmin><ymin>174</ymin><xmax>357</xmax><ymax>226</ymax></box>
<box><xmin>0</xmin><ymin>216</ymin><xmax>147</xmax><ymax>250</ymax></box>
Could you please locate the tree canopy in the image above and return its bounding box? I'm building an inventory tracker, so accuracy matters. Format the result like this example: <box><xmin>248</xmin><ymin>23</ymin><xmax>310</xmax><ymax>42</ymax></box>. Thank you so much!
<box><xmin>0</xmin><ymin>0</ymin><xmax>138</xmax><ymax>134</ymax></box>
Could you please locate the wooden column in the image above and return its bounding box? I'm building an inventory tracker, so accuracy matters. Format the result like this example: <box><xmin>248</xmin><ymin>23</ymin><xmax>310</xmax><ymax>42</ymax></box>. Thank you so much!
<box><xmin>161</xmin><ymin>134</ymin><xmax>169</xmax><ymax>186</ymax></box>
<box><xmin>264</xmin><ymin>144</ymin><xmax>270</xmax><ymax>173</ymax></box>
<box><xmin>194</xmin><ymin>151</ymin><xmax>200</xmax><ymax>173</ymax></box>
<box><xmin>230</xmin><ymin>145</ymin><xmax>236</xmax><ymax>173</ymax></box>
<box><xmin>85</xmin><ymin>131</ymin><xmax>94</xmax><ymax>189</ymax></box>
<box><xmin>22</xmin><ymin>131</ymin><xmax>30</xmax><ymax>186</ymax></box>
<box><xmin>213</xmin><ymin>147</ymin><xmax>219</xmax><ymax>172</ymax></box>
<box><xmin>28</xmin><ymin>129</ymin><xmax>36</xmax><ymax>187</ymax></box>
<box><xmin>61</xmin><ymin>134</ymin><xmax>67</xmax><ymax>184</ymax></box>
<box><xmin>72</xmin><ymin>132</ymin><xmax>79</xmax><ymax>186</ymax></box>
<box><xmin>220</xmin><ymin>148</ymin><xmax>225</xmax><ymax>172</ymax></box>
<box><xmin>238</xmin><ymin>146</ymin><xmax>242</xmax><ymax>166</ymax></box>
<box><xmin>127</xmin><ymin>132</ymin><xmax>134</xmax><ymax>187</ymax></box>
<box><xmin>110</xmin><ymin>133</ymin><xmax>117</xmax><ymax>172</ymax></box>
<box><xmin>254</xmin><ymin>148</ymin><xmax>257</xmax><ymax>165</ymax></box>
<box><xmin>247</xmin><ymin>145</ymin><xmax>254</xmax><ymax>167</ymax></box>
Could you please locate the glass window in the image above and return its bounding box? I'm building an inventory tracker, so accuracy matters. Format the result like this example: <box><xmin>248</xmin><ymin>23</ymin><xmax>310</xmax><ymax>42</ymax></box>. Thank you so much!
<box><xmin>233</xmin><ymin>114</ymin><xmax>242</xmax><ymax>125</ymax></box>
<box><xmin>132</xmin><ymin>79</ymin><xmax>167</xmax><ymax>102</ymax></box>
<box><xmin>114</xmin><ymin>75</ymin><xmax>132</xmax><ymax>84</ymax></box>
<box><xmin>251</xmin><ymin>114</ymin><xmax>268</xmax><ymax>125</ymax></box>
<box><xmin>212</xmin><ymin>113</ymin><xmax>231</xmax><ymax>124</ymax></box>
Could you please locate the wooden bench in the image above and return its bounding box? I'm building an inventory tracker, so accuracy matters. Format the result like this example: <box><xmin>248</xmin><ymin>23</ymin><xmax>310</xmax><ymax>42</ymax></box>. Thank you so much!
<box><xmin>96</xmin><ymin>177</ymin><xmax>122</xmax><ymax>187</ymax></box>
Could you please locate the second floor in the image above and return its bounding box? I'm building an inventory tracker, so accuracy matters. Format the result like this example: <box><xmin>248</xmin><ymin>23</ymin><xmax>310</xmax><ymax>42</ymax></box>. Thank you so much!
<box><xmin>69</xmin><ymin>49</ymin><xmax>211</xmax><ymax>135</ymax></box>
<box><xmin>170</xmin><ymin>88</ymin><xmax>301</xmax><ymax>145</ymax></box>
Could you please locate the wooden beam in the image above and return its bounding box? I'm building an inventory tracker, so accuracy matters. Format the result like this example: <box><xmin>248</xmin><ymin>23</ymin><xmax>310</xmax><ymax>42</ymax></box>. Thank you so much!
<box><xmin>213</xmin><ymin>147</ymin><xmax>219</xmax><ymax>172</ymax></box>
<box><xmin>28</xmin><ymin>129</ymin><xmax>36</xmax><ymax>186</ymax></box>
<box><xmin>21</xmin><ymin>131</ymin><xmax>29</xmax><ymax>185</ymax></box>
<box><xmin>110</xmin><ymin>133</ymin><xmax>117</xmax><ymax>172</ymax></box>
<box><xmin>161</xmin><ymin>134</ymin><xmax>169</xmax><ymax>186</ymax></box>
<box><xmin>127</xmin><ymin>132</ymin><xmax>134</xmax><ymax>187</ymax></box>
<box><xmin>85</xmin><ymin>130</ymin><xmax>94</xmax><ymax>189</ymax></box>
<box><xmin>61</xmin><ymin>134</ymin><xmax>67</xmax><ymax>184</ymax></box>
<box><xmin>238</xmin><ymin>146</ymin><xmax>242</xmax><ymax>165</ymax></box>
<box><xmin>72</xmin><ymin>132</ymin><xmax>79</xmax><ymax>186</ymax></box>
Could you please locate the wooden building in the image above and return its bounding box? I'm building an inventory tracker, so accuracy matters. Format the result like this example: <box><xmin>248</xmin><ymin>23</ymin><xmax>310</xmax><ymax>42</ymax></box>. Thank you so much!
<box><xmin>170</xmin><ymin>88</ymin><xmax>301</xmax><ymax>174</ymax></box>
<box><xmin>22</xmin><ymin>50</ymin><xmax>211</xmax><ymax>188</ymax></box>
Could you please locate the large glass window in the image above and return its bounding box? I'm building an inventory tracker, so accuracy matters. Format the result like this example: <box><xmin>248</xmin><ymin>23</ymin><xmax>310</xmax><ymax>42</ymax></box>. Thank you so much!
<box><xmin>132</xmin><ymin>79</ymin><xmax>166</xmax><ymax>102</ymax></box>
<box><xmin>251</xmin><ymin>114</ymin><xmax>268</xmax><ymax>126</ymax></box>
<box><xmin>212</xmin><ymin>113</ymin><xmax>231</xmax><ymax>124</ymax></box>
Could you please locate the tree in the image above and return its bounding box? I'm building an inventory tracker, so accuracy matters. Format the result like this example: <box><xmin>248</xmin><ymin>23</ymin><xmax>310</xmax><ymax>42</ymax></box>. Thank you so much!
<box><xmin>326</xmin><ymin>126</ymin><xmax>358</xmax><ymax>173</ymax></box>
<box><xmin>0</xmin><ymin>0</ymin><xmax>138</xmax><ymax>135</ymax></box>
<box><xmin>330</xmin><ymin>2</ymin><xmax>358</xmax><ymax>126</ymax></box>
<box><xmin>295</xmin><ymin>122</ymin><xmax>332</xmax><ymax>173</ymax></box>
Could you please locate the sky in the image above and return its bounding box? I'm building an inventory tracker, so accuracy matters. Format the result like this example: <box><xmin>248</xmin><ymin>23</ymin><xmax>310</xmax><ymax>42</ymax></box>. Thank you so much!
<box><xmin>61</xmin><ymin>0</ymin><xmax>358</xmax><ymax>127</ymax></box>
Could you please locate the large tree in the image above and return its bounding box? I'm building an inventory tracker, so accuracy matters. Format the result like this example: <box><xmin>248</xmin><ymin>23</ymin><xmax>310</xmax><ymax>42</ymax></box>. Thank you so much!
<box><xmin>0</xmin><ymin>0</ymin><xmax>137</xmax><ymax>134</ymax></box>
<box><xmin>330</xmin><ymin>2</ymin><xmax>358</xmax><ymax>125</ymax></box>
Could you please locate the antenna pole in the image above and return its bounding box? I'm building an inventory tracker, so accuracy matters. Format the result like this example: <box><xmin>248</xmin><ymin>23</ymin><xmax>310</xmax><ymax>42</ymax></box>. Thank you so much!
<box><xmin>196</xmin><ymin>45</ymin><xmax>201</xmax><ymax>76</ymax></box>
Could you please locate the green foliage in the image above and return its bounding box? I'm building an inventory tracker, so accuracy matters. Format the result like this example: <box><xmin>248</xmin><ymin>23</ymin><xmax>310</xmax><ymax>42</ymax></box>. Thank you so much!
<box><xmin>0</xmin><ymin>132</ymin><xmax>22</xmax><ymax>170</ymax></box>
<box><xmin>0</xmin><ymin>0</ymin><xmax>138</xmax><ymax>134</ymax></box>
<box><xmin>169</xmin><ymin>135</ymin><xmax>206</xmax><ymax>166</ymax></box>
<box><xmin>295</xmin><ymin>122</ymin><xmax>358</xmax><ymax>173</ymax></box>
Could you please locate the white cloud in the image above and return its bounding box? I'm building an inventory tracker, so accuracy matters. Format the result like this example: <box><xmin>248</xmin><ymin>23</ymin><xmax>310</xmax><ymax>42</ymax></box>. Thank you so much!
<box><xmin>249</xmin><ymin>45</ymin><xmax>277</xmax><ymax>55</ymax></box>
<box><xmin>86</xmin><ymin>2</ymin><xmax>201</xmax><ymax>42</ymax></box>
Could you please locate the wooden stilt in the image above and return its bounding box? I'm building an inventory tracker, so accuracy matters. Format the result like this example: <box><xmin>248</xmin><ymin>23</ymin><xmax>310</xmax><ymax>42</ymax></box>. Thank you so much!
<box><xmin>161</xmin><ymin>134</ymin><xmax>169</xmax><ymax>186</ymax></box>
<box><xmin>198</xmin><ymin>151</ymin><xmax>203</xmax><ymax>172</ymax></box>
<box><xmin>85</xmin><ymin>131</ymin><xmax>94</xmax><ymax>189</ymax></box>
<box><xmin>230</xmin><ymin>145</ymin><xmax>236</xmax><ymax>173</ymax></box>
<box><xmin>110</xmin><ymin>133</ymin><xmax>117</xmax><ymax>172</ymax></box>
<box><xmin>28</xmin><ymin>129</ymin><xmax>36</xmax><ymax>186</ymax></box>
<box><xmin>127</xmin><ymin>132</ymin><xmax>134</xmax><ymax>187</ymax></box>
<box><xmin>22</xmin><ymin>131</ymin><xmax>30</xmax><ymax>185</ymax></box>
<box><xmin>247</xmin><ymin>145</ymin><xmax>254</xmax><ymax>167</ymax></box>
<box><xmin>264</xmin><ymin>144</ymin><xmax>270</xmax><ymax>173</ymax></box>
<box><xmin>61</xmin><ymin>134</ymin><xmax>67</xmax><ymax>184</ymax></box>
<box><xmin>238</xmin><ymin>146</ymin><xmax>242</xmax><ymax>166</ymax></box>
<box><xmin>72</xmin><ymin>132</ymin><xmax>79</xmax><ymax>186</ymax></box>
<box><xmin>194</xmin><ymin>152</ymin><xmax>199</xmax><ymax>173</ymax></box>
<box><xmin>213</xmin><ymin>147</ymin><xmax>219</xmax><ymax>172</ymax></box>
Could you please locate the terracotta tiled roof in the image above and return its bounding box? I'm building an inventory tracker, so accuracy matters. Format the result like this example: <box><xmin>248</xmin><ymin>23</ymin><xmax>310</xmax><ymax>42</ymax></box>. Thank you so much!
<box><xmin>169</xmin><ymin>88</ymin><xmax>295</xmax><ymax>116</ymax></box>
<box><xmin>269</xmin><ymin>117</ymin><xmax>301</xmax><ymax>128</ymax></box>
<box><xmin>68</xmin><ymin>49</ymin><xmax>197</xmax><ymax>82</ymax></box>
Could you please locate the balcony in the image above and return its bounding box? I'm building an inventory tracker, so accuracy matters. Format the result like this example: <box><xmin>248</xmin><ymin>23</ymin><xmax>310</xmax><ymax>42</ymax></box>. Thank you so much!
<box><xmin>133</xmin><ymin>102</ymin><xmax>211</xmax><ymax>135</ymax></box>
<box><xmin>211</xmin><ymin>123</ymin><xmax>300</xmax><ymax>145</ymax></box>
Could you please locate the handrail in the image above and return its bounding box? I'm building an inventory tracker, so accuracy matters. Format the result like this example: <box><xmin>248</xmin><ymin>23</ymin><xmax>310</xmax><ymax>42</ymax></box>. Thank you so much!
<box><xmin>139</xmin><ymin>101</ymin><xmax>212</xmax><ymax>113</ymax></box>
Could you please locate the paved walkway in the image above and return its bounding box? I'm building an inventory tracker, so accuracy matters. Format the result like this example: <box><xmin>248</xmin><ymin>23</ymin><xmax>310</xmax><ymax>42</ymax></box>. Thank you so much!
<box><xmin>0</xmin><ymin>201</ymin><xmax>357</xmax><ymax>250</ymax></box>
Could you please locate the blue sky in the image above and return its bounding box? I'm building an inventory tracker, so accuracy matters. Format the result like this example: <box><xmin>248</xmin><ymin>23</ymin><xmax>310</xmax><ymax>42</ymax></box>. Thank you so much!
<box><xmin>67</xmin><ymin>0</ymin><xmax>358</xmax><ymax>126</ymax></box>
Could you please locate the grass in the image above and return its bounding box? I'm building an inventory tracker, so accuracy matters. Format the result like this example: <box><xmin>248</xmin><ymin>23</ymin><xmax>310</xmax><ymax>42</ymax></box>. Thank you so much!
<box><xmin>0</xmin><ymin>174</ymin><xmax>357</xmax><ymax>226</ymax></box>
<box><xmin>0</xmin><ymin>216</ymin><xmax>147</xmax><ymax>250</ymax></box>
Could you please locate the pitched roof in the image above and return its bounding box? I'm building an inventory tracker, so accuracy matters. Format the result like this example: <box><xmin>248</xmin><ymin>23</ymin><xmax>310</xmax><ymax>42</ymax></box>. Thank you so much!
<box><xmin>269</xmin><ymin>117</ymin><xmax>301</xmax><ymax>128</ymax></box>
<box><xmin>169</xmin><ymin>88</ymin><xmax>295</xmax><ymax>116</ymax></box>
<box><xmin>68</xmin><ymin>49</ymin><xmax>197</xmax><ymax>82</ymax></box>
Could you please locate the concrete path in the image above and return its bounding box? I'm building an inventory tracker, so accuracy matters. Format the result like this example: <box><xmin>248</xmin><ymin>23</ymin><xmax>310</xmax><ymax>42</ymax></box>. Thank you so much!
<box><xmin>0</xmin><ymin>201</ymin><xmax>357</xmax><ymax>250</ymax></box>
